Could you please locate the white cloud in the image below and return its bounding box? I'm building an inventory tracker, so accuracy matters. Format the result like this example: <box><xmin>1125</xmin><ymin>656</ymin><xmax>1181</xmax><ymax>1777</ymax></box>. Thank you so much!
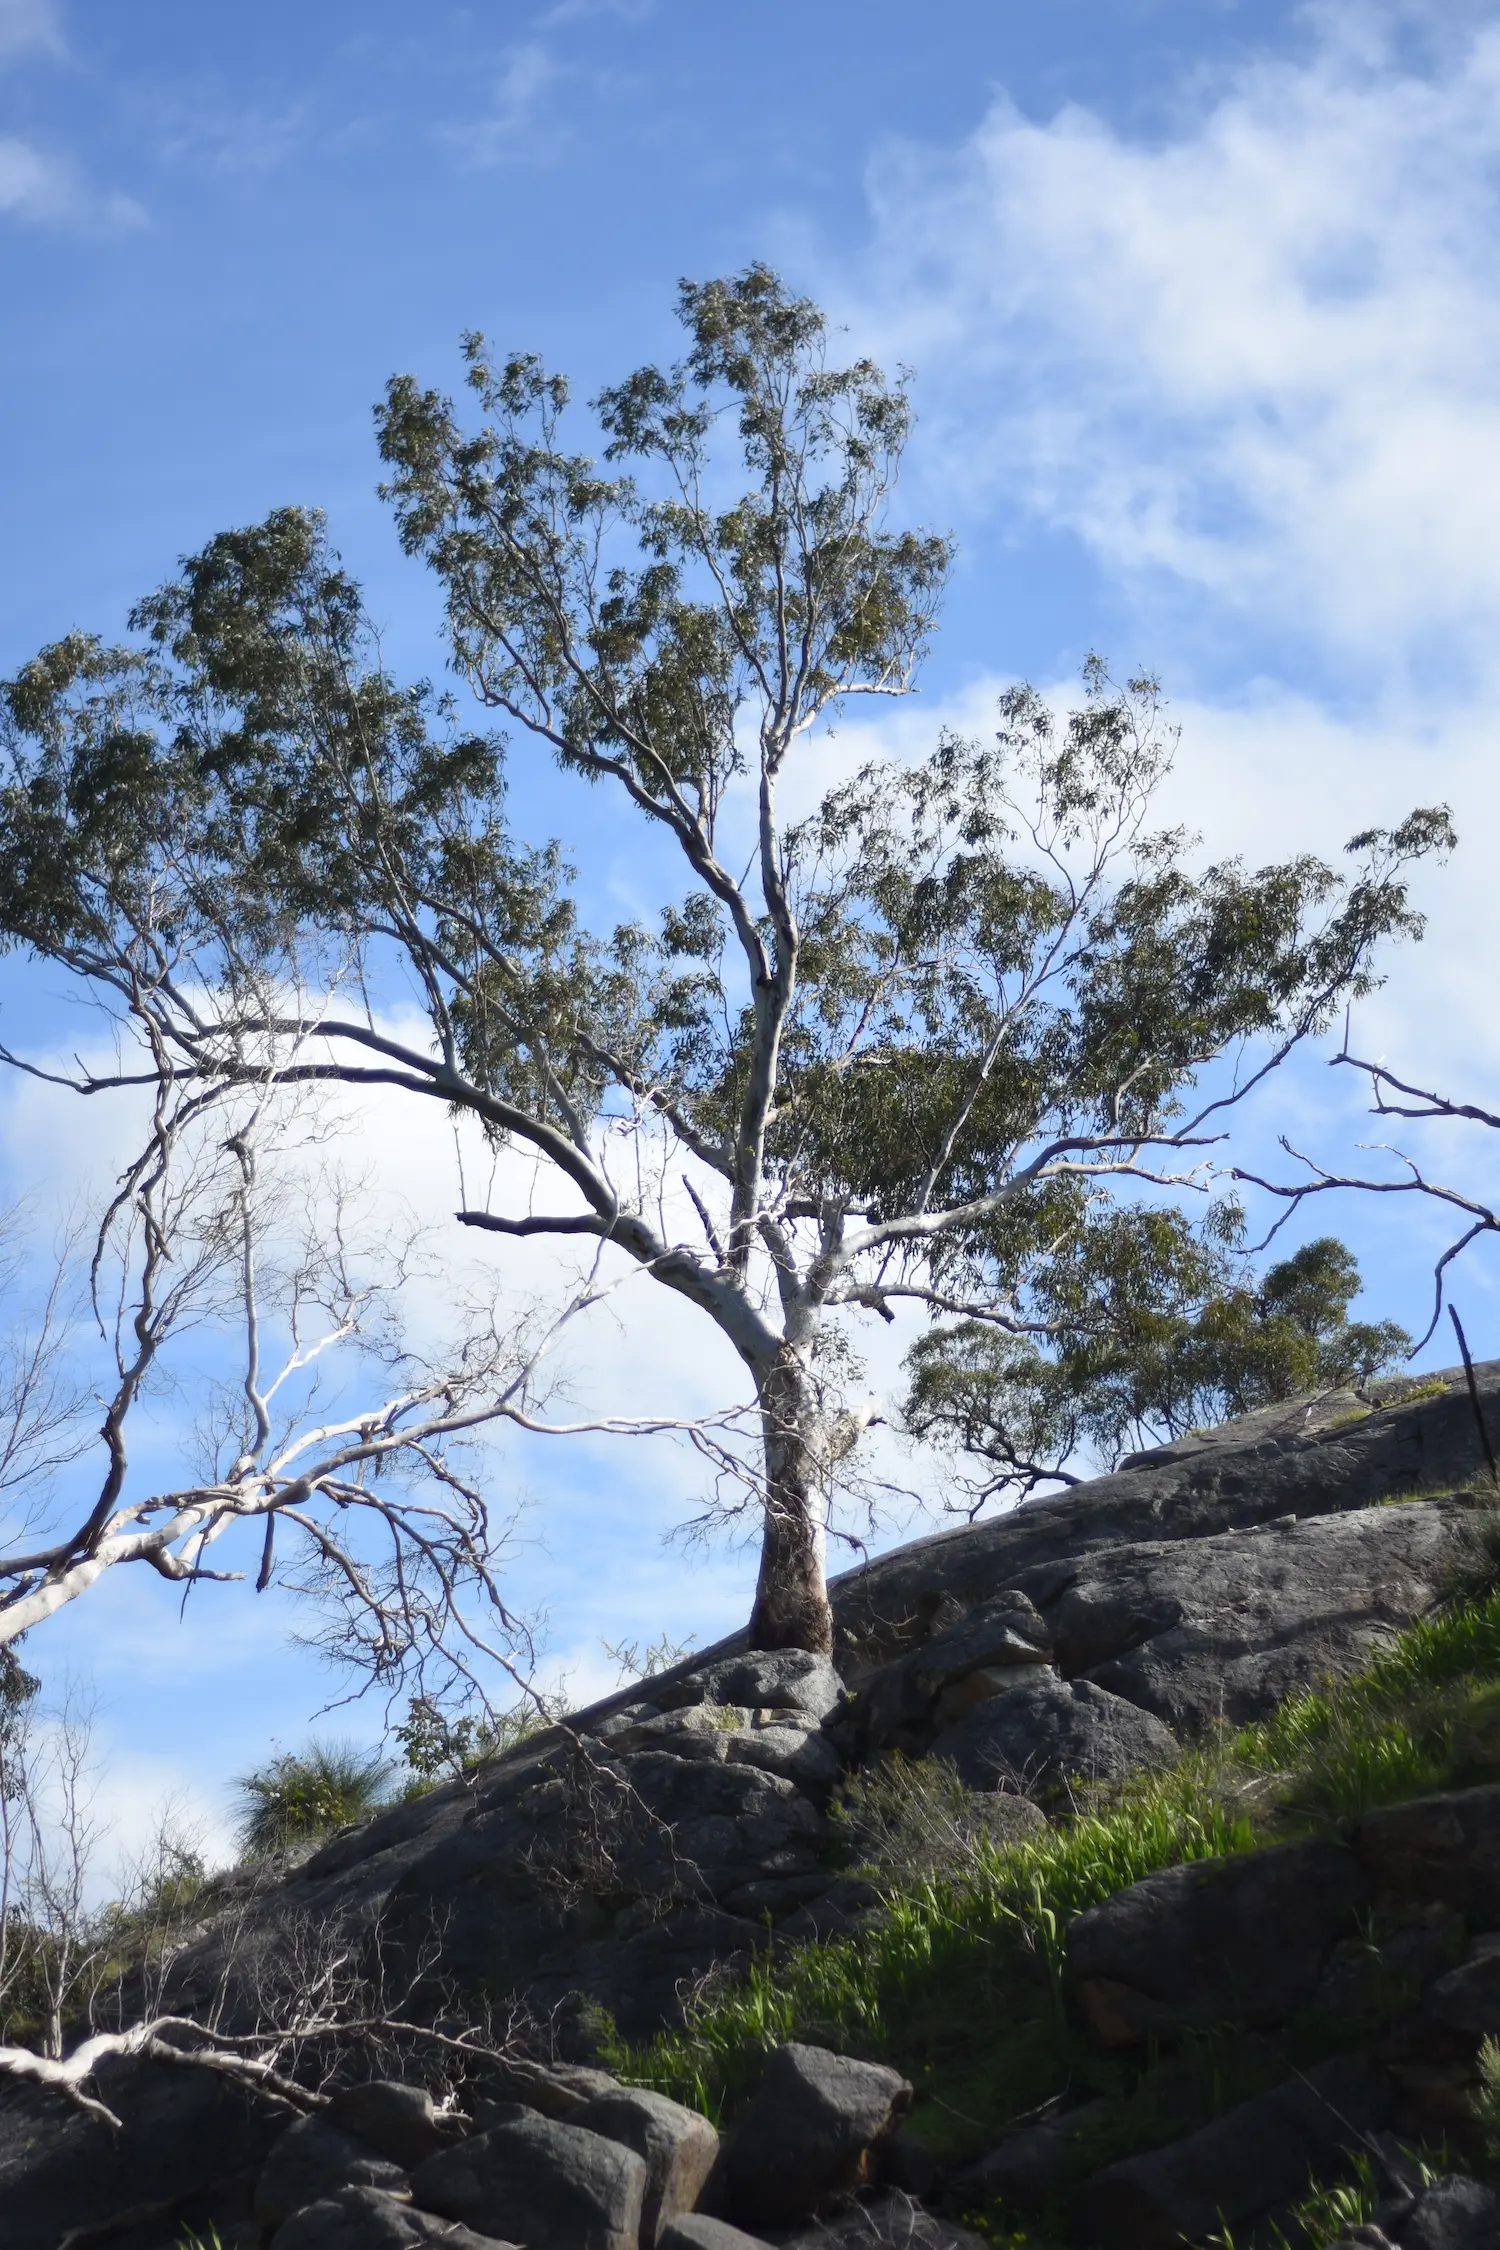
<box><xmin>0</xmin><ymin>132</ymin><xmax>143</xmax><ymax>229</ymax></box>
<box><xmin>0</xmin><ymin>0</ymin><xmax>62</xmax><ymax>64</ymax></box>
<box><xmin>850</xmin><ymin>5</ymin><xmax>1500</xmax><ymax>686</ymax></box>
<box><xmin>443</xmin><ymin>43</ymin><xmax>561</xmax><ymax>167</ymax></box>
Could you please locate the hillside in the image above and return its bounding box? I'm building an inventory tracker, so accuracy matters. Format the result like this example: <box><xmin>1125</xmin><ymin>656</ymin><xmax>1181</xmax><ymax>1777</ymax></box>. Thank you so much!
<box><xmin>6</xmin><ymin>1364</ymin><xmax>1500</xmax><ymax>2249</ymax></box>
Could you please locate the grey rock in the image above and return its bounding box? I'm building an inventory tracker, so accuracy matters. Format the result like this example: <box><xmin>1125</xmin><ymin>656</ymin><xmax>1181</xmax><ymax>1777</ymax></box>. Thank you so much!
<box><xmin>1401</xmin><ymin>2176</ymin><xmax>1500</xmax><ymax>2250</ymax></box>
<box><xmin>0</xmin><ymin>2056</ymin><xmax>285</xmax><ymax>2250</ymax></box>
<box><xmin>1359</xmin><ymin>1786</ymin><xmax>1500</xmax><ymax>1919</ymax></box>
<box><xmin>721</xmin><ymin>1869</ymin><xmax>834</xmax><ymax>1916</ymax></box>
<box><xmin>930</xmin><ymin>1674</ymin><xmax>1177</xmax><ymax>1793</ymax></box>
<box><xmin>853</xmin><ymin>1595</ymin><xmax>1054</xmax><ymax>1756</ymax></box>
<box><xmin>775</xmin><ymin>2191</ymin><xmax>992</xmax><ymax>2250</ymax></box>
<box><xmin>950</xmin><ymin>2099</ymin><xmax>1114</xmax><ymax>2207</ymax></box>
<box><xmin>412</xmin><ymin>2107</ymin><xmax>648</xmax><ymax>2250</ymax></box>
<box><xmin>970</xmin><ymin>1791</ymin><xmax>1048</xmax><ymax>1847</ymax></box>
<box><xmin>658</xmin><ymin>1651</ymin><xmax>844</xmax><ymax>1721</ymax></box>
<box><xmin>661</xmin><ymin>2218</ymin><xmax>774</xmax><ymax>2250</ymax></box>
<box><xmin>1055</xmin><ymin>1503</ymin><xmax>1473</xmax><ymax>1734</ymax></box>
<box><xmin>1425</xmin><ymin>1945</ymin><xmax>1500</xmax><ymax>2035</ymax></box>
<box><xmin>272</xmin><ymin>2184</ymin><xmax>518</xmax><ymax>2249</ymax></box>
<box><xmin>828</xmin><ymin>1374</ymin><xmax>1490</xmax><ymax>1679</ymax></box>
<box><xmin>479</xmin><ymin>2059</ymin><xmax>625</xmax><ymax>2120</ymax></box>
<box><xmin>325</xmin><ymin>2080</ymin><xmax>454</xmax><ymax>2168</ymax></box>
<box><xmin>576</xmin><ymin>2087</ymin><xmax>719</xmax><ymax>2247</ymax></box>
<box><xmin>717</xmin><ymin>2043</ymin><xmax>912</xmax><ymax>2227</ymax></box>
<box><xmin>879</xmin><ymin>2128</ymin><xmax>948</xmax><ymax>2201</ymax></box>
<box><xmin>1072</xmin><ymin>2054</ymin><xmax>1395</xmax><ymax>2249</ymax></box>
<box><xmin>724</xmin><ymin>1725</ymin><xmax>844</xmax><ymax>1787</ymax></box>
<box><xmin>1068</xmin><ymin>1839</ymin><xmax>1367</xmax><ymax>2042</ymax></box>
<box><xmin>595</xmin><ymin>1701</ymin><xmax>666</xmax><ymax>1740</ymax></box>
<box><xmin>255</xmin><ymin>2115</ymin><xmax>409</xmax><ymax>2230</ymax></box>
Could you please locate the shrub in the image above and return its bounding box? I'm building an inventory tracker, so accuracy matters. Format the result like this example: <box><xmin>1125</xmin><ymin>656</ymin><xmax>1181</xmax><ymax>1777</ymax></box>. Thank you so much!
<box><xmin>235</xmin><ymin>1742</ymin><xmax>393</xmax><ymax>1857</ymax></box>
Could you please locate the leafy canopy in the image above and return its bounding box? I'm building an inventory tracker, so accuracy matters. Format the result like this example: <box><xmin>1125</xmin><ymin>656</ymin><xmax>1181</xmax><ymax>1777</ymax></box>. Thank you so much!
<box><xmin>0</xmin><ymin>266</ymin><xmax>1455</xmax><ymax>1606</ymax></box>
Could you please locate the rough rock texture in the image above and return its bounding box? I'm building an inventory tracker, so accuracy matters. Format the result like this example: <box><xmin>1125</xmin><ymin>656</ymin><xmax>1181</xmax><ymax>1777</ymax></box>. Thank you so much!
<box><xmin>576</xmin><ymin>2087</ymin><xmax>719</xmax><ymax>2248</ymax></box>
<box><xmin>660</xmin><ymin>2219</ymin><xmax>773</xmax><ymax>2250</ymax></box>
<box><xmin>272</xmin><ymin>2184</ymin><xmax>519</xmax><ymax>2250</ymax></box>
<box><xmin>1359</xmin><ymin>1784</ymin><xmax>1500</xmax><ymax>1919</ymax></box>
<box><xmin>4</xmin><ymin>1368</ymin><xmax>1499</xmax><ymax>2250</ymax></box>
<box><xmin>930</xmin><ymin>1674</ymin><xmax>1178</xmax><ymax>1793</ymax></box>
<box><xmin>1068</xmin><ymin>1839</ymin><xmax>1369</xmax><ymax>2041</ymax></box>
<box><xmin>1401</xmin><ymin>2175</ymin><xmax>1500</xmax><ymax>2250</ymax></box>
<box><xmin>255</xmin><ymin>2113</ymin><xmax>409</xmax><ymax>2227</ymax></box>
<box><xmin>139</xmin><ymin>1369</ymin><xmax>1489</xmax><ymax>2073</ymax></box>
<box><xmin>776</xmin><ymin>2190</ymin><xmax>995</xmax><ymax>2250</ymax></box>
<box><xmin>325</xmin><ymin>2077</ymin><xmax>455</xmax><ymax>2167</ymax></box>
<box><xmin>412</xmin><ymin>2108</ymin><xmax>648</xmax><ymax>2250</ymax></box>
<box><xmin>714</xmin><ymin>2043</ymin><xmax>912</xmax><ymax>2227</ymax></box>
<box><xmin>1072</xmin><ymin>2054</ymin><xmax>1396</xmax><ymax>2250</ymax></box>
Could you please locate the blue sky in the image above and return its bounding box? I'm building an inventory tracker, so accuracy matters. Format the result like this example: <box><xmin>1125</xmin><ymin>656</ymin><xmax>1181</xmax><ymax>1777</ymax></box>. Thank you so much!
<box><xmin>3</xmin><ymin>0</ymin><xmax>1500</xmax><ymax>1864</ymax></box>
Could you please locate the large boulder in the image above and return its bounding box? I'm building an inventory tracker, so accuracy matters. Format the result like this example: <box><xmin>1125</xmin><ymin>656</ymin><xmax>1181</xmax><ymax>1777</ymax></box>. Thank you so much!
<box><xmin>0</xmin><ymin>2057</ymin><xmax>285</xmax><ymax>2250</ymax></box>
<box><xmin>930</xmin><ymin>1675</ymin><xmax>1177</xmax><ymax>1793</ymax></box>
<box><xmin>661</xmin><ymin>2219</ymin><xmax>773</xmax><ymax>2250</ymax></box>
<box><xmin>576</xmin><ymin>2087</ymin><xmax>720</xmax><ymax>2248</ymax></box>
<box><xmin>411</xmin><ymin>2106</ymin><xmax>648</xmax><ymax>2250</ymax></box>
<box><xmin>1068</xmin><ymin>1840</ymin><xmax>1368</xmax><ymax>2043</ymax></box>
<box><xmin>255</xmin><ymin>2114</ymin><xmax>409</xmax><ymax>2230</ymax></box>
<box><xmin>1360</xmin><ymin>1786</ymin><xmax>1500</xmax><ymax>1921</ymax></box>
<box><xmin>1071</xmin><ymin>2054</ymin><xmax>1395</xmax><ymax>2249</ymax></box>
<box><xmin>1048</xmin><ymin>1503</ymin><xmax>1473</xmax><ymax>1733</ymax></box>
<box><xmin>1401</xmin><ymin>2175</ymin><xmax>1500</xmax><ymax>2250</ymax></box>
<box><xmin>272</xmin><ymin>2184</ymin><xmax>518</xmax><ymax>2248</ymax></box>
<box><xmin>776</xmin><ymin>2191</ymin><xmax>994</xmax><ymax>2250</ymax></box>
<box><xmin>658</xmin><ymin>1651</ymin><xmax>844</xmax><ymax>1721</ymax></box>
<box><xmin>325</xmin><ymin>2079</ymin><xmax>455</xmax><ymax>2167</ymax></box>
<box><xmin>715</xmin><ymin>2044</ymin><xmax>912</xmax><ymax>2228</ymax></box>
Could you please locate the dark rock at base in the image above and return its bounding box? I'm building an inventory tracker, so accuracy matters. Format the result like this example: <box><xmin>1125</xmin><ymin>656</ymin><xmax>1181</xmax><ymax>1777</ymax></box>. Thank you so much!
<box><xmin>716</xmin><ymin>2044</ymin><xmax>912</xmax><ymax>2228</ymax></box>
<box><xmin>411</xmin><ymin>2107</ymin><xmax>648</xmax><ymax>2250</ymax></box>
<box><xmin>1360</xmin><ymin>1788</ymin><xmax>1500</xmax><ymax>1922</ymax></box>
<box><xmin>930</xmin><ymin>1673</ymin><xmax>1176</xmax><ymax>1794</ymax></box>
<box><xmin>255</xmin><ymin>2114</ymin><xmax>409</xmax><ymax>2229</ymax></box>
<box><xmin>1424</xmin><ymin>1940</ymin><xmax>1500</xmax><ymax>2037</ymax></box>
<box><xmin>0</xmin><ymin>2059</ymin><xmax>285</xmax><ymax>2250</ymax></box>
<box><xmin>661</xmin><ymin>2218</ymin><xmax>774</xmax><ymax>2250</ymax></box>
<box><xmin>1401</xmin><ymin>2176</ymin><xmax>1500</xmax><ymax>2250</ymax></box>
<box><xmin>325</xmin><ymin>2080</ymin><xmax>454</xmax><ymax>2168</ymax></box>
<box><xmin>576</xmin><ymin>2087</ymin><xmax>720</xmax><ymax>2248</ymax></box>
<box><xmin>774</xmin><ymin>2189</ymin><xmax>993</xmax><ymax>2250</ymax></box>
<box><xmin>1072</xmin><ymin>2054</ymin><xmax>1395</xmax><ymax>2250</ymax></box>
<box><xmin>949</xmin><ymin>2099</ymin><xmax>1115</xmax><ymax>2208</ymax></box>
<box><xmin>1068</xmin><ymin>1839</ymin><xmax>1368</xmax><ymax>2043</ymax></box>
<box><xmin>879</xmin><ymin>2127</ymin><xmax>948</xmax><ymax>2201</ymax></box>
<box><xmin>271</xmin><ymin>2183</ymin><xmax>519</xmax><ymax>2249</ymax></box>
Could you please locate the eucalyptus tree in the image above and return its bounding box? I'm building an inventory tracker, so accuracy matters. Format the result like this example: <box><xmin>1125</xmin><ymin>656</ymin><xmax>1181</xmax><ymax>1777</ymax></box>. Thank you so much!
<box><xmin>905</xmin><ymin>1226</ymin><xmax>1412</xmax><ymax>1512</ymax></box>
<box><xmin>0</xmin><ymin>267</ymin><xmax>1451</xmax><ymax>1657</ymax></box>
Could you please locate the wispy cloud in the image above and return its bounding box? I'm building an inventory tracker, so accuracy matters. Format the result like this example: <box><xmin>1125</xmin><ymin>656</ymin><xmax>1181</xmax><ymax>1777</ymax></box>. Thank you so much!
<box><xmin>443</xmin><ymin>42</ymin><xmax>561</xmax><ymax>167</ymax></box>
<box><xmin>0</xmin><ymin>0</ymin><xmax>63</xmax><ymax>65</ymax></box>
<box><xmin>0</xmin><ymin>132</ymin><xmax>141</xmax><ymax>228</ymax></box>
<box><xmin>850</xmin><ymin>4</ymin><xmax>1500</xmax><ymax>691</ymax></box>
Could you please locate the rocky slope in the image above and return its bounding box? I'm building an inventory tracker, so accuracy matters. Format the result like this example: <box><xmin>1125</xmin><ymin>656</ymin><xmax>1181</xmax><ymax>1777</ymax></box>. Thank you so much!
<box><xmin>5</xmin><ymin>1363</ymin><xmax>1500</xmax><ymax>2249</ymax></box>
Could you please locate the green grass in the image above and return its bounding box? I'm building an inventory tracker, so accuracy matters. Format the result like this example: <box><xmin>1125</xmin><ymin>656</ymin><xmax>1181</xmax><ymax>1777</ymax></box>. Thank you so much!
<box><xmin>613</xmin><ymin>1762</ymin><xmax>1253</xmax><ymax>2149</ymax></box>
<box><xmin>614</xmin><ymin>1579</ymin><xmax>1500</xmax><ymax>2204</ymax></box>
<box><xmin>1239</xmin><ymin>1583</ymin><xmax>1500</xmax><ymax>1824</ymax></box>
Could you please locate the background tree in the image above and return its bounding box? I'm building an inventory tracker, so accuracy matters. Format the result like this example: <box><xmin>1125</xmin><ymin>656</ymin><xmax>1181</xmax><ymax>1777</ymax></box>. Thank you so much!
<box><xmin>905</xmin><ymin>1225</ymin><xmax>1410</xmax><ymax>1511</ymax></box>
<box><xmin>0</xmin><ymin>267</ymin><xmax>1452</xmax><ymax>1658</ymax></box>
